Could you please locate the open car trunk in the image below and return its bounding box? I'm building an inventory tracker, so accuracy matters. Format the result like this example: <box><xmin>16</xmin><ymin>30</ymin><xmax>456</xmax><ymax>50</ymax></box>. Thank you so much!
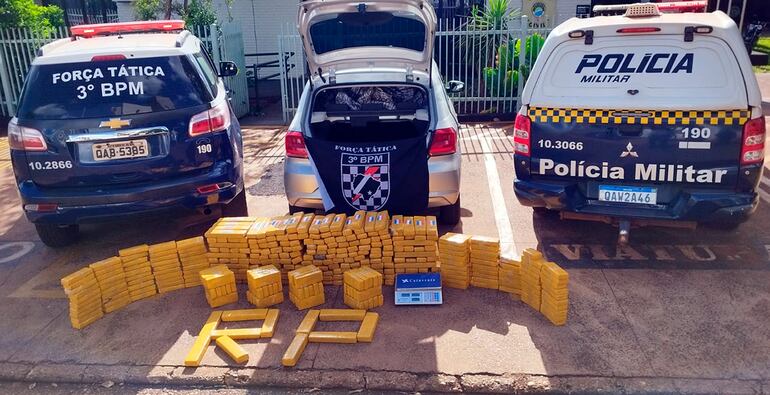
<box><xmin>308</xmin><ymin>85</ymin><xmax>430</xmax><ymax>142</ymax></box>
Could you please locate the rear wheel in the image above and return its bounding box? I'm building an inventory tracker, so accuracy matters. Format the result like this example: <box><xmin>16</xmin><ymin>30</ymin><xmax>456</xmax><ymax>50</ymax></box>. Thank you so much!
<box><xmin>439</xmin><ymin>196</ymin><xmax>461</xmax><ymax>225</ymax></box>
<box><xmin>35</xmin><ymin>223</ymin><xmax>79</xmax><ymax>248</ymax></box>
<box><xmin>222</xmin><ymin>190</ymin><xmax>249</xmax><ymax>217</ymax></box>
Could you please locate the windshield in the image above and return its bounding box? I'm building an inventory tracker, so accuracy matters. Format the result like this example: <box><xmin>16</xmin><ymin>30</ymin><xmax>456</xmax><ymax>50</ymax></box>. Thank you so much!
<box><xmin>309</xmin><ymin>12</ymin><xmax>426</xmax><ymax>54</ymax></box>
<box><xmin>17</xmin><ymin>56</ymin><xmax>211</xmax><ymax>120</ymax></box>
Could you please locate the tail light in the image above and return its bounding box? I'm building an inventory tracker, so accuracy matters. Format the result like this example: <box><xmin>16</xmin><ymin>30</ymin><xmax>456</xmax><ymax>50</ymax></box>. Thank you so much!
<box><xmin>189</xmin><ymin>100</ymin><xmax>231</xmax><ymax>137</ymax></box>
<box><xmin>741</xmin><ymin>116</ymin><xmax>766</xmax><ymax>165</ymax></box>
<box><xmin>429</xmin><ymin>127</ymin><xmax>457</xmax><ymax>156</ymax></box>
<box><xmin>513</xmin><ymin>114</ymin><xmax>531</xmax><ymax>157</ymax></box>
<box><xmin>285</xmin><ymin>131</ymin><xmax>308</xmax><ymax>158</ymax></box>
<box><xmin>8</xmin><ymin>119</ymin><xmax>47</xmax><ymax>152</ymax></box>
<box><xmin>197</xmin><ymin>182</ymin><xmax>233</xmax><ymax>194</ymax></box>
<box><xmin>91</xmin><ymin>54</ymin><xmax>126</xmax><ymax>62</ymax></box>
<box><xmin>24</xmin><ymin>203</ymin><xmax>58</xmax><ymax>212</ymax></box>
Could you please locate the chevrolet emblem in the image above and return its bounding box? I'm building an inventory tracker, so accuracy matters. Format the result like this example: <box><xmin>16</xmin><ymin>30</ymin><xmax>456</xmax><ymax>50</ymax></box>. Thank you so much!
<box><xmin>99</xmin><ymin>118</ymin><xmax>131</xmax><ymax>129</ymax></box>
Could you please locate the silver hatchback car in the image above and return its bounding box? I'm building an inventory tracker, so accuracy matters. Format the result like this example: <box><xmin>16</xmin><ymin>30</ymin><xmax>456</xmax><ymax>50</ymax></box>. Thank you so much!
<box><xmin>283</xmin><ymin>0</ymin><xmax>463</xmax><ymax>224</ymax></box>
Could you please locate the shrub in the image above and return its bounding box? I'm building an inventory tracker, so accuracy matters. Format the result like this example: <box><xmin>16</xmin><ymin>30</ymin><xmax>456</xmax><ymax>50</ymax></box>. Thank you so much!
<box><xmin>0</xmin><ymin>0</ymin><xmax>64</xmax><ymax>33</ymax></box>
<box><xmin>134</xmin><ymin>0</ymin><xmax>163</xmax><ymax>20</ymax></box>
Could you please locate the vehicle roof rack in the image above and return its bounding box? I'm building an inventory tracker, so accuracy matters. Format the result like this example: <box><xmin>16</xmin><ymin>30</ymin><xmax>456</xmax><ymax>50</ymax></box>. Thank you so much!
<box><xmin>70</xmin><ymin>20</ymin><xmax>186</xmax><ymax>39</ymax></box>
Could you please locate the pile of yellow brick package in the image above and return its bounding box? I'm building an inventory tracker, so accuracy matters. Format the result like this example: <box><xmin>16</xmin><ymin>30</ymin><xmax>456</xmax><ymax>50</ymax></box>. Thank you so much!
<box><xmin>343</xmin><ymin>266</ymin><xmax>384</xmax><ymax>309</ymax></box>
<box><xmin>469</xmin><ymin>236</ymin><xmax>500</xmax><ymax>290</ymax></box>
<box><xmin>200</xmin><ymin>265</ymin><xmax>238</xmax><ymax>308</ymax></box>
<box><xmin>62</xmin><ymin>209</ymin><xmax>569</xmax><ymax>330</ymax></box>
<box><xmin>205</xmin><ymin>217</ymin><xmax>253</xmax><ymax>281</ymax></box>
<box><xmin>178</xmin><ymin>236</ymin><xmax>210</xmax><ymax>287</ymax></box>
<box><xmin>391</xmin><ymin>215</ymin><xmax>439</xmax><ymax>281</ymax></box>
<box><xmin>61</xmin><ymin>267</ymin><xmax>104</xmax><ymax>329</ymax></box>
<box><xmin>246</xmin><ymin>264</ymin><xmax>284</xmax><ymax>307</ymax></box>
<box><xmin>119</xmin><ymin>244</ymin><xmax>156</xmax><ymax>302</ymax></box>
<box><xmin>149</xmin><ymin>241</ymin><xmax>184</xmax><ymax>293</ymax></box>
<box><xmin>437</xmin><ymin>233</ymin><xmax>472</xmax><ymax>289</ymax></box>
<box><xmin>90</xmin><ymin>257</ymin><xmax>131</xmax><ymax>313</ymax></box>
<box><xmin>288</xmin><ymin>265</ymin><xmax>325</xmax><ymax>310</ymax></box>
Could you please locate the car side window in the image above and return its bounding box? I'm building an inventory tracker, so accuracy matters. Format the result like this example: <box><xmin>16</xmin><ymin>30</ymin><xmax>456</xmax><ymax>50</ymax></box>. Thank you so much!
<box><xmin>192</xmin><ymin>50</ymin><xmax>219</xmax><ymax>97</ymax></box>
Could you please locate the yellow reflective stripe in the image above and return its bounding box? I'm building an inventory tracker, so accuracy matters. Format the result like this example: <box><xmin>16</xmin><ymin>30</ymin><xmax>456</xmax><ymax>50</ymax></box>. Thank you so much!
<box><xmin>528</xmin><ymin>107</ymin><xmax>750</xmax><ymax>125</ymax></box>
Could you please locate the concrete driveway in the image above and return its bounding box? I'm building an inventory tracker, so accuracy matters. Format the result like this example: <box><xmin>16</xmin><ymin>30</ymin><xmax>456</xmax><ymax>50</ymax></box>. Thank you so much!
<box><xmin>0</xmin><ymin>81</ymin><xmax>770</xmax><ymax>393</ymax></box>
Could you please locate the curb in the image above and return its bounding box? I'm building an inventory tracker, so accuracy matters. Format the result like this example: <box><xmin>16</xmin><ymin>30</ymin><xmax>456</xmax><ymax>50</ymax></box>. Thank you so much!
<box><xmin>0</xmin><ymin>362</ymin><xmax>766</xmax><ymax>394</ymax></box>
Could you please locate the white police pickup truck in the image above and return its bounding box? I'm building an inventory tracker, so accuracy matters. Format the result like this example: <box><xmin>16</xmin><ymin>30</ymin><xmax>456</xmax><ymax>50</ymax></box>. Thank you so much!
<box><xmin>513</xmin><ymin>3</ymin><xmax>765</xmax><ymax>242</ymax></box>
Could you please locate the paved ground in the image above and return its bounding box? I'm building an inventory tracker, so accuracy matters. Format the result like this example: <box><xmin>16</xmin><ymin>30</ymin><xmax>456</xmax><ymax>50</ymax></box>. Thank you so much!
<box><xmin>1</xmin><ymin>79</ymin><xmax>770</xmax><ymax>394</ymax></box>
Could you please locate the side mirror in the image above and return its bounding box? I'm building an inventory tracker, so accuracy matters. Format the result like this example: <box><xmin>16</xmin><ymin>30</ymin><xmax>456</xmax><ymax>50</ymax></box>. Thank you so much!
<box><xmin>219</xmin><ymin>61</ymin><xmax>238</xmax><ymax>77</ymax></box>
<box><xmin>446</xmin><ymin>80</ymin><xmax>465</xmax><ymax>93</ymax></box>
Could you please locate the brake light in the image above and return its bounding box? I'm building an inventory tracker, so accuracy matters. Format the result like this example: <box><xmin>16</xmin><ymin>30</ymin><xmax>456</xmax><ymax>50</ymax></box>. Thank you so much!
<box><xmin>189</xmin><ymin>101</ymin><xmax>231</xmax><ymax>137</ymax></box>
<box><xmin>513</xmin><ymin>114</ymin><xmax>531</xmax><ymax>157</ymax></box>
<box><xmin>71</xmin><ymin>20</ymin><xmax>185</xmax><ymax>38</ymax></box>
<box><xmin>429</xmin><ymin>127</ymin><xmax>457</xmax><ymax>156</ymax></box>
<box><xmin>617</xmin><ymin>27</ymin><xmax>661</xmax><ymax>34</ymax></box>
<box><xmin>657</xmin><ymin>1</ymin><xmax>707</xmax><ymax>13</ymax></box>
<box><xmin>8</xmin><ymin>119</ymin><xmax>47</xmax><ymax>152</ymax></box>
<box><xmin>91</xmin><ymin>54</ymin><xmax>126</xmax><ymax>62</ymax></box>
<box><xmin>741</xmin><ymin>116</ymin><xmax>766</xmax><ymax>165</ymax></box>
<box><xmin>285</xmin><ymin>131</ymin><xmax>308</xmax><ymax>158</ymax></box>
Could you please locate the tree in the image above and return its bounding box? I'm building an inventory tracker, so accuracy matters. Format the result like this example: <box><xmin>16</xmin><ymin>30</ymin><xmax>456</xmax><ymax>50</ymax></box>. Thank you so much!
<box><xmin>133</xmin><ymin>0</ymin><xmax>162</xmax><ymax>20</ymax></box>
<box><xmin>0</xmin><ymin>0</ymin><xmax>63</xmax><ymax>32</ymax></box>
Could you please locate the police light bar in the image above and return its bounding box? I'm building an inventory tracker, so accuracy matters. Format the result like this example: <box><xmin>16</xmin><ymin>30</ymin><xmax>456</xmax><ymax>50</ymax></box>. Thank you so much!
<box><xmin>593</xmin><ymin>1</ymin><xmax>706</xmax><ymax>17</ymax></box>
<box><xmin>70</xmin><ymin>20</ymin><xmax>185</xmax><ymax>38</ymax></box>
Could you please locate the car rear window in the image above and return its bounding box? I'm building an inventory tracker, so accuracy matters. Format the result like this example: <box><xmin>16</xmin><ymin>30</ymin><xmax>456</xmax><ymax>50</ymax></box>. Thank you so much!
<box><xmin>529</xmin><ymin>36</ymin><xmax>747</xmax><ymax>110</ymax></box>
<box><xmin>313</xmin><ymin>86</ymin><xmax>428</xmax><ymax>113</ymax></box>
<box><xmin>309</xmin><ymin>12</ymin><xmax>425</xmax><ymax>54</ymax></box>
<box><xmin>17</xmin><ymin>56</ymin><xmax>211</xmax><ymax>120</ymax></box>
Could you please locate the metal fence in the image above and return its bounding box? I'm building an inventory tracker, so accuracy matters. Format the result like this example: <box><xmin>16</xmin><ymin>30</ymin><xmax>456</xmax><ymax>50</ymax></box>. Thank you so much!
<box><xmin>0</xmin><ymin>27</ymin><xmax>69</xmax><ymax>116</ymax></box>
<box><xmin>277</xmin><ymin>15</ymin><xmax>550</xmax><ymax>124</ymax></box>
<box><xmin>0</xmin><ymin>23</ymin><xmax>250</xmax><ymax>118</ymax></box>
<box><xmin>66</xmin><ymin>9</ymin><xmax>120</xmax><ymax>25</ymax></box>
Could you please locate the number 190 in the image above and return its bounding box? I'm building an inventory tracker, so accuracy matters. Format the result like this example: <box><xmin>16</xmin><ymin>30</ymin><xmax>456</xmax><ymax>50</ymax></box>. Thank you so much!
<box><xmin>682</xmin><ymin>127</ymin><xmax>711</xmax><ymax>139</ymax></box>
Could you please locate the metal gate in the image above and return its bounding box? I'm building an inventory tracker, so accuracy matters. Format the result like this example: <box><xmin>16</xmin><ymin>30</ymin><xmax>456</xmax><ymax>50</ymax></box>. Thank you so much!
<box><xmin>200</xmin><ymin>23</ymin><xmax>250</xmax><ymax>118</ymax></box>
<box><xmin>277</xmin><ymin>16</ymin><xmax>551</xmax><ymax>124</ymax></box>
<box><xmin>0</xmin><ymin>23</ymin><xmax>250</xmax><ymax>118</ymax></box>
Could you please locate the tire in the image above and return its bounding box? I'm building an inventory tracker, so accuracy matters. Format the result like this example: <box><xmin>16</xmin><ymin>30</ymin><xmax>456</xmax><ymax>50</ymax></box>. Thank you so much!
<box><xmin>222</xmin><ymin>190</ymin><xmax>249</xmax><ymax>217</ymax></box>
<box><xmin>439</xmin><ymin>196</ymin><xmax>461</xmax><ymax>225</ymax></box>
<box><xmin>35</xmin><ymin>223</ymin><xmax>79</xmax><ymax>248</ymax></box>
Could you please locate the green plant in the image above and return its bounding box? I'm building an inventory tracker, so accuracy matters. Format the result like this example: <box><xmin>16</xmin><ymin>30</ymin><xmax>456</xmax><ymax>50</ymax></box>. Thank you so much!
<box><xmin>483</xmin><ymin>33</ymin><xmax>544</xmax><ymax>97</ymax></box>
<box><xmin>0</xmin><ymin>0</ymin><xmax>63</xmax><ymax>33</ymax></box>
<box><xmin>457</xmin><ymin>0</ymin><xmax>521</xmax><ymax>64</ymax></box>
<box><xmin>183</xmin><ymin>0</ymin><xmax>216</xmax><ymax>26</ymax></box>
<box><xmin>134</xmin><ymin>0</ymin><xmax>162</xmax><ymax>20</ymax></box>
<box><xmin>483</xmin><ymin>66</ymin><xmax>519</xmax><ymax>97</ymax></box>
